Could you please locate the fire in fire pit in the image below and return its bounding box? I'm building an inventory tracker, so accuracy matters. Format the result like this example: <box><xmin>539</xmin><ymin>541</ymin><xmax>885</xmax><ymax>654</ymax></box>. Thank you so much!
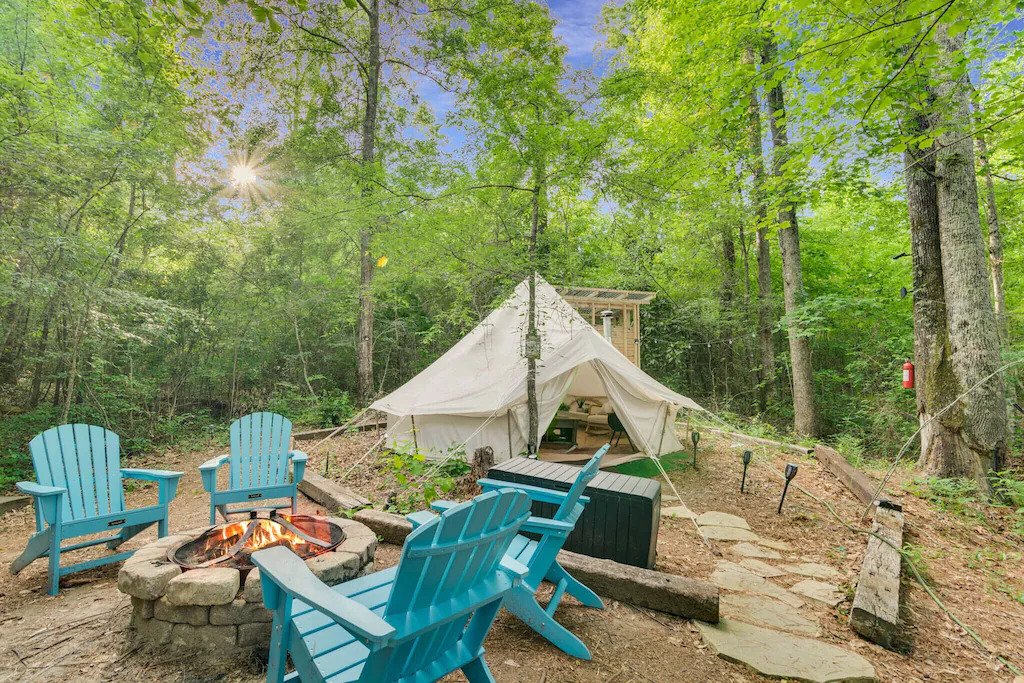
<box><xmin>169</xmin><ymin>511</ymin><xmax>345</xmax><ymax>571</ymax></box>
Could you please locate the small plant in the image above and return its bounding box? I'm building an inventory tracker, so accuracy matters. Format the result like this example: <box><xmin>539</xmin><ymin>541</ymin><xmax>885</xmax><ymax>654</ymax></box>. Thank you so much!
<box><xmin>990</xmin><ymin>469</ymin><xmax>1024</xmax><ymax>509</ymax></box>
<box><xmin>904</xmin><ymin>476</ymin><xmax>980</xmax><ymax>517</ymax></box>
<box><xmin>900</xmin><ymin>542</ymin><xmax>933</xmax><ymax>583</ymax></box>
<box><xmin>380</xmin><ymin>449</ymin><xmax>470</xmax><ymax>515</ymax></box>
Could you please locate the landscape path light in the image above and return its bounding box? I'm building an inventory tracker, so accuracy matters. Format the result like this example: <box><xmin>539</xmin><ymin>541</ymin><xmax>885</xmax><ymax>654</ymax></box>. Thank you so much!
<box><xmin>777</xmin><ymin>463</ymin><xmax>798</xmax><ymax>514</ymax></box>
<box><xmin>741</xmin><ymin>450</ymin><xmax>752</xmax><ymax>493</ymax></box>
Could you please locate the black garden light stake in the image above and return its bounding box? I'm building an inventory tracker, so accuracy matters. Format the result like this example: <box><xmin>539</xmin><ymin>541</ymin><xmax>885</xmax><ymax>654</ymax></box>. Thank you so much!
<box><xmin>691</xmin><ymin>431</ymin><xmax>700</xmax><ymax>470</ymax></box>
<box><xmin>741</xmin><ymin>450</ymin><xmax>752</xmax><ymax>493</ymax></box>
<box><xmin>777</xmin><ymin>463</ymin><xmax>798</xmax><ymax>514</ymax></box>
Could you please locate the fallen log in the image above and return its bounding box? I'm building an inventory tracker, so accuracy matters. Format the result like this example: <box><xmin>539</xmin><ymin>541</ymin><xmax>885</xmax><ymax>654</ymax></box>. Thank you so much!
<box><xmin>814</xmin><ymin>445</ymin><xmax>900</xmax><ymax>511</ymax></box>
<box><xmin>298</xmin><ymin>471</ymin><xmax>371</xmax><ymax>511</ymax></box>
<box><xmin>353</xmin><ymin>509</ymin><xmax>719</xmax><ymax>622</ymax></box>
<box><xmin>850</xmin><ymin>503</ymin><xmax>905</xmax><ymax>650</ymax></box>
<box><xmin>704</xmin><ymin>428</ymin><xmax>814</xmax><ymax>456</ymax></box>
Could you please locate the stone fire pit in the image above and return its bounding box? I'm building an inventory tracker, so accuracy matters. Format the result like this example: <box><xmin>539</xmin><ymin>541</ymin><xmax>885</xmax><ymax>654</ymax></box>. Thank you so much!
<box><xmin>118</xmin><ymin>516</ymin><xmax>376</xmax><ymax>653</ymax></box>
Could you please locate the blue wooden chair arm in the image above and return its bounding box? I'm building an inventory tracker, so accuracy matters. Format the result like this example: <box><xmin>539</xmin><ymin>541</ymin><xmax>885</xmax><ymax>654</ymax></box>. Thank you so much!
<box><xmin>252</xmin><ymin>546</ymin><xmax>396</xmax><ymax>645</ymax></box>
<box><xmin>288</xmin><ymin>449</ymin><xmax>308</xmax><ymax>483</ymax></box>
<box><xmin>478</xmin><ymin>478</ymin><xmax>590</xmax><ymax>506</ymax></box>
<box><xmin>17</xmin><ymin>481</ymin><xmax>66</xmax><ymax>526</ymax></box>
<box><xmin>407</xmin><ymin>509</ymin><xmax>438</xmax><ymax>529</ymax></box>
<box><xmin>500</xmin><ymin>555</ymin><xmax>529</xmax><ymax>580</ymax></box>
<box><xmin>17</xmin><ymin>481</ymin><xmax>66</xmax><ymax>498</ymax></box>
<box><xmin>521</xmin><ymin>516</ymin><xmax>575</xmax><ymax>537</ymax></box>
<box><xmin>199</xmin><ymin>454</ymin><xmax>229</xmax><ymax>493</ymax></box>
<box><xmin>121</xmin><ymin>468</ymin><xmax>183</xmax><ymax>505</ymax></box>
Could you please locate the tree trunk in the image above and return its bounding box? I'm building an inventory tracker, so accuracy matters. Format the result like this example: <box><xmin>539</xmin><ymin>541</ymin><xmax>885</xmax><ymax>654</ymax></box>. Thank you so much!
<box><xmin>744</xmin><ymin>44</ymin><xmax>775</xmax><ymax>413</ymax></box>
<box><xmin>930</xmin><ymin>26</ymin><xmax>1006</xmax><ymax>487</ymax></box>
<box><xmin>720</xmin><ymin>223</ymin><xmax>736</xmax><ymax>398</ymax></box>
<box><xmin>356</xmin><ymin>0</ymin><xmax>380</xmax><ymax>405</ymax></box>
<box><xmin>903</xmin><ymin>110</ymin><xmax>964</xmax><ymax>477</ymax></box>
<box><xmin>975</xmin><ymin>133</ymin><xmax>1006</xmax><ymax>342</ymax></box>
<box><xmin>762</xmin><ymin>38</ymin><xmax>816</xmax><ymax>435</ymax></box>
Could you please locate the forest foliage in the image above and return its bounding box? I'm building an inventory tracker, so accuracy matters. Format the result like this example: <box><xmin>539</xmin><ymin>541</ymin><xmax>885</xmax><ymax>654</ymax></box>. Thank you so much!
<box><xmin>1</xmin><ymin>0</ymin><xmax>1022</xmax><ymax>490</ymax></box>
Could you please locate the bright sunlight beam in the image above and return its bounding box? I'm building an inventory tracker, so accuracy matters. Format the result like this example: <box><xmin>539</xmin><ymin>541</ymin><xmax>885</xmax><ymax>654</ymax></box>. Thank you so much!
<box><xmin>231</xmin><ymin>163</ymin><xmax>260</xmax><ymax>188</ymax></box>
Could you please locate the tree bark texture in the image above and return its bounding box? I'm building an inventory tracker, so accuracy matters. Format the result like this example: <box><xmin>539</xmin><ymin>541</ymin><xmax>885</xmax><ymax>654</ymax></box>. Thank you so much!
<box><xmin>975</xmin><ymin>133</ymin><xmax>1006</xmax><ymax>342</ymax></box>
<box><xmin>762</xmin><ymin>38</ymin><xmax>816</xmax><ymax>435</ymax></box>
<box><xmin>903</xmin><ymin>111</ymin><xmax>965</xmax><ymax>477</ymax></box>
<box><xmin>930</xmin><ymin>27</ymin><xmax>1006</xmax><ymax>484</ymax></box>
<box><xmin>356</xmin><ymin>0</ymin><xmax>380</xmax><ymax>405</ymax></box>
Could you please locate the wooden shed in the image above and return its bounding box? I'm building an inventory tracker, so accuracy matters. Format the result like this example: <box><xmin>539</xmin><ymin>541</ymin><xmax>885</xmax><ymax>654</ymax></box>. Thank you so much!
<box><xmin>557</xmin><ymin>286</ymin><xmax>657</xmax><ymax>368</ymax></box>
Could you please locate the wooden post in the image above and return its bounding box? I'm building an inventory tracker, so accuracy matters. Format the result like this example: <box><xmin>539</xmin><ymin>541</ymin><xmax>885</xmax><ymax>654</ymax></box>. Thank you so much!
<box><xmin>850</xmin><ymin>503</ymin><xmax>905</xmax><ymax>649</ymax></box>
<box><xmin>410</xmin><ymin>414</ymin><xmax>419</xmax><ymax>454</ymax></box>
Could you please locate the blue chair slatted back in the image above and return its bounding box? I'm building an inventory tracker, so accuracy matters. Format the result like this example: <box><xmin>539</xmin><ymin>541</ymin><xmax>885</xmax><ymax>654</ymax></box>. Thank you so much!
<box><xmin>29</xmin><ymin>424</ymin><xmax>124</xmax><ymax>523</ymax></box>
<box><xmin>381</xmin><ymin>488</ymin><xmax>531</xmax><ymax>679</ymax></box>
<box><xmin>229</xmin><ymin>412</ymin><xmax>292</xmax><ymax>490</ymax></box>
<box><xmin>554</xmin><ymin>444</ymin><xmax>608</xmax><ymax>521</ymax></box>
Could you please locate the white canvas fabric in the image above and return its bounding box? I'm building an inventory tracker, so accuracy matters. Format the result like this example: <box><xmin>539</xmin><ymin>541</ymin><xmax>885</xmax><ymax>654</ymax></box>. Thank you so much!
<box><xmin>371</xmin><ymin>277</ymin><xmax>704</xmax><ymax>462</ymax></box>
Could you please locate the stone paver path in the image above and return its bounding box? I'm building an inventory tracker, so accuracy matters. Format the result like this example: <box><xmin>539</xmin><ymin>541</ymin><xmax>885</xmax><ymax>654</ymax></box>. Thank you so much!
<box><xmin>660</xmin><ymin>504</ymin><xmax>697</xmax><ymax>520</ymax></box>
<box><xmin>719</xmin><ymin>593</ymin><xmax>819</xmax><ymax>636</ymax></box>
<box><xmin>696</xmin><ymin>619</ymin><xmax>877</xmax><ymax>683</ymax></box>
<box><xmin>669</xmin><ymin>505</ymin><xmax>876</xmax><ymax>681</ymax></box>
<box><xmin>791</xmin><ymin>579</ymin><xmax>845</xmax><ymax>607</ymax></box>
<box><xmin>739</xmin><ymin>558</ymin><xmax>787</xmax><ymax>578</ymax></box>
<box><xmin>696</xmin><ymin>511</ymin><xmax>751</xmax><ymax>529</ymax></box>
<box><xmin>731</xmin><ymin>542</ymin><xmax>782</xmax><ymax>560</ymax></box>
<box><xmin>783</xmin><ymin>562</ymin><xmax>841</xmax><ymax>580</ymax></box>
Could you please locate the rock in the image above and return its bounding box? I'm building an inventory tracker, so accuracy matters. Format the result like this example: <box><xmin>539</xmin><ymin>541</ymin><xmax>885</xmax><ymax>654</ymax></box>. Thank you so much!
<box><xmin>154</xmin><ymin>597</ymin><xmax>210</xmax><ymax>625</ymax></box>
<box><xmin>131</xmin><ymin>616</ymin><xmax>173</xmax><ymax>646</ymax></box>
<box><xmin>696</xmin><ymin>512</ymin><xmax>751</xmax><ymax>530</ymax></box>
<box><xmin>243</xmin><ymin>568</ymin><xmax>263</xmax><ymax>604</ymax></box>
<box><xmin>661</xmin><ymin>504</ymin><xmax>697</xmax><ymax>520</ymax></box>
<box><xmin>696</xmin><ymin>618</ymin><xmax>876</xmax><ymax>682</ymax></box>
<box><xmin>711</xmin><ymin>562</ymin><xmax>803</xmax><ymax>608</ymax></box>
<box><xmin>210</xmin><ymin>599</ymin><xmax>273</xmax><ymax>625</ymax></box>
<box><xmin>118</xmin><ymin>559</ymin><xmax>181</xmax><ymax>600</ymax></box>
<box><xmin>169</xmin><ymin>623</ymin><xmax>238</xmax><ymax>651</ymax></box>
<box><xmin>131</xmin><ymin>597</ymin><xmax>155</xmax><ymax>619</ymax></box>
<box><xmin>731</xmin><ymin>543</ymin><xmax>782</xmax><ymax>560</ymax></box>
<box><xmin>783</xmin><ymin>562</ymin><xmax>841</xmax><ymax>580</ymax></box>
<box><xmin>123</xmin><ymin>547</ymin><xmax>169</xmax><ymax>566</ymax></box>
<box><xmin>719</xmin><ymin>594</ymin><xmax>818</xmax><ymax>637</ymax></box>
<box><xmin>299</xmin><ymin>472</ymin><xmax>371</xmax><ymax>511</ymax></box>
<box><xmin>145</xmin><ymin>534</ymin><xmax>192</xmax><ymax>550</ymax></box>
<box><xmin>238</xmin><ymin>621</ymin><xmax>273</xmax><ymax>647</ymax></box>
<box><xmin>336</xmin><ymin>533</ymin><xmax>377</xmax><ymax>564</ymax></box>
<box><xmin>791</xmin><ymin>580</ymin><xmax>845</xmax><ymax>607</ymax></box>
<box><xmin>307</xmin><ymin>551</ymin><xmax>361</xmax><ymax>585</ymax></box>
<box><xmin>758</xmin><ymin>538</ymin><xmax>794</xmax><ymax>551</ymax></box>
<box><xmin>165</xmin><ymin>568</ymin><xmax>239</xmax><ymax>606</ymax></box>
<box><xmin>353</xmin><ymin>509</ymin><xmax>411</xmax><ymax>545</ymax></box>
<box><xmin>700</xmin><ymin>525</ymin><xmax>761</xmax><ymax>542</ymax></box>
<box><xmin>739</xmin><ymin>559</ymin><xmax>787</xmax><ymax>578</ymax></box>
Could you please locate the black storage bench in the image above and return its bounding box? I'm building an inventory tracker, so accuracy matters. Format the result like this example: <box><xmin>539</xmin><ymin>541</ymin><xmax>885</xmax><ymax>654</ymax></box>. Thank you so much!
<box><xmin>487</xmin><ymin>458</ymin><xmax>661</xmax><ymax>568</ymax></box>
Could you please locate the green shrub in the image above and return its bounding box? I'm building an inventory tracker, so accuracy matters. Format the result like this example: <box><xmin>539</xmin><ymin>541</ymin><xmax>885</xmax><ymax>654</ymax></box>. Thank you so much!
<box><xmin>904</xmin><ymin>476</ymin><xmax>980</xmax><ymax>517</ymax></box>
<box><xmin>266</xmin><ymin>384</ymin><xmax>354</xmax><ymax>428</ymax></box>
<box><xmin>380</xmin><ymin>450</ymin><xmax>470</xmax><ymax>514</ymax></box>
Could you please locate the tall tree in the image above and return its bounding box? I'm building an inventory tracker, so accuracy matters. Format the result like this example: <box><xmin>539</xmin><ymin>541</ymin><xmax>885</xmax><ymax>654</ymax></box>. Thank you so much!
<box><xmin>762</xmin><ymin>37</ymin><xmax>817</xmax><ymax>436</ymax></box>
<box><xmin>742</xmin><ymin>43</ymin><xmax>776</xmax><ymax>413</ymax></box>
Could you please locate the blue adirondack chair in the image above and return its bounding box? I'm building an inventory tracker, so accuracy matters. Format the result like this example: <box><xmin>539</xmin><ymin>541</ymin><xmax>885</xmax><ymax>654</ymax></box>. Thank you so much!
<box><xmin>200</xmin><ymin>412</ymin><xmax>308</xmax><ymax>524</ymax></box>
<box><xmin>412</xmin><ymin>444</ymin><xmax>609</xmax><ymax>660</ymax></box>
<box><xmin>251</xmin><ymin>488</ymin><xmax>532</xmax><ymax>683</ymax></box>
<box><xmin>11</xmin><ymin>424</ymin><xmax>183</xmax><ymax>596</ymax></box>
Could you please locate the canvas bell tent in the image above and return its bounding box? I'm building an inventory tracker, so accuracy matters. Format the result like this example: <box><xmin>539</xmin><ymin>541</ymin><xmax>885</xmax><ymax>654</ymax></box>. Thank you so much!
<box><xmin>370</xmin><ymin>277</ymin><xmax>703</xmax><ymax>463</ymax></box>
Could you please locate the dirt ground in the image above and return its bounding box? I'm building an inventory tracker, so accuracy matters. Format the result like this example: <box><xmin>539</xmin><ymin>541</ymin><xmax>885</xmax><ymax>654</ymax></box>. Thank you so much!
<box><xmin>0</xmin><ymin>429</ymin><xmax>1022</xmax><ymax>682</ymax></box>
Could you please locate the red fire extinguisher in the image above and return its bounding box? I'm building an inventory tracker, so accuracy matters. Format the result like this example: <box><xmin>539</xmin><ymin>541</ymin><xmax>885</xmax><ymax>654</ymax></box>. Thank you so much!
<box><xmin>902</xmin><ymin>360</ymin><xmax>915</xmax><ymax>389</ymax></box>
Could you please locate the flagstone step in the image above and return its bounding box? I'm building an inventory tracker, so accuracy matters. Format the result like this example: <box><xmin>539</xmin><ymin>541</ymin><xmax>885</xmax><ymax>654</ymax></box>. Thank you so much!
<box><xmin>696</xmin><ymin>618</ymin><xmax>877</xmax><ymax>682</ymax></box>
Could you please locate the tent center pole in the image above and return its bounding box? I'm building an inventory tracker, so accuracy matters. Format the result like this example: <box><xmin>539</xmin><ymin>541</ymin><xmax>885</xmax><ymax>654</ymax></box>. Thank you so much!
<box><xmin>411</xmin><ymin>415</ymin><xmax>419</xmax><ymax>454</ymax></box>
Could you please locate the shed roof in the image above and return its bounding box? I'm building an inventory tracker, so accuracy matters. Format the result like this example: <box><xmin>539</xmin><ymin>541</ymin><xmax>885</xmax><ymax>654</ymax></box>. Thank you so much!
<box><xmin>557</xmin><ymin>286</ymin><xmax>657</xmax><ymax>304</ymax></box>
